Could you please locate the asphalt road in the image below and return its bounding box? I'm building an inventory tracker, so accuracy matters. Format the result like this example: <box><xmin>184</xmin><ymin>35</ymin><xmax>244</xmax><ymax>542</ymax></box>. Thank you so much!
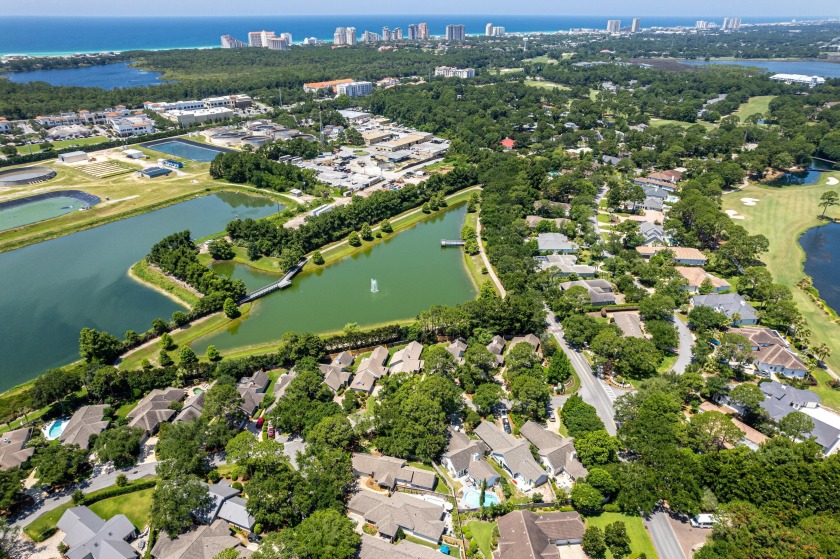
<box><xmin>645</xmin><ymin>511</ymin><xmax>686</xmax><ymax>559</ymax></box>
<box><xmin>546</xmin><ymin>311</ymin><xmax>617</xmax><ymax>436</ymax></box>
<box><xmin>672</xmin><ymin>314</ymin><xmax>694</xmax><ymax>375</ymax></box>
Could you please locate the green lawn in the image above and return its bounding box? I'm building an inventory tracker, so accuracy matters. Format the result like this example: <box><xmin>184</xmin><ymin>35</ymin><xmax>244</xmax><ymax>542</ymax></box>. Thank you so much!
<box><xmin>468</xmin><ymin>520</ymin><xmax>496</xmax><ymax>558</ymax></box>
<box><xmin>89</xmin><ymin>488</ymin><xmax>155</xmax><ymax>529</ymax></box>
<box><xmin>722</xmin><ymin>174</ymin><xmax>840</xmax><ymax>409</ymax></box>
<box><xmin>35</xmin><ymin>136</ymin><xmax>109</xmax><ymax>151</ymax></box>
<box><xmin>404</xmin><ymin>535</ymin><xmax>459</xmax><ymax>556</ymax></box>
<box><xmin>733</xmin><ymin>96</ymin><xmax>776</xmax><ymax>122</ymax></box>
<box><xmin>524</xmin><ymin>79</ymin><xmax>571</xmax><ymax>91</ymax></box>
<box><xmin>585</xmin><ymin>513</ymin><xmax>658</xmax><ymax>559</ymax></box>
<box><xmin>523</xmin><ymin>55</ymin><xmax>559</xmax><ymax>65</ymax></box>
<box><xmin>649</xmin><ymin>118</ymin><xmax>716</xmax><ymax>131</ymax></box>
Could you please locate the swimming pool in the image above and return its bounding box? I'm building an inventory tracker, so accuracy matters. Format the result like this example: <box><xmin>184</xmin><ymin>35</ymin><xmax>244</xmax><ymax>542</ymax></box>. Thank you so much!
<box><xmin>144</xmin><ymin>139</ymin><xmax>229</xmax><ymax>162</ymax></box>
<box><xmin>43</xmin><ymin>418</ymin><xmax>69</xmax><ymax>440</ymax></box>
<box><xmin>193</xmin><ymin>387</ymin><xmax>205</xmax><ymax>395</ymax></box>
<box><xmin>460</xmin><ymin>489</ymin><xmax>501</xmax><ymax>509</ymax></box>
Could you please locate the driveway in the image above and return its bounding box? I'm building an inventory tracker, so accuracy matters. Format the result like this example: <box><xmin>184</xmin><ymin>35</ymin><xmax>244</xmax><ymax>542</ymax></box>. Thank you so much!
<box><xmin>645</xmin><ymin>510</ymin><xmax>686</xmax><ymax>559</ymax></box>
<box><xmin>672</xmin><ymin>314</ymin><xmax>694</xmax><ymax>375</ymax></box>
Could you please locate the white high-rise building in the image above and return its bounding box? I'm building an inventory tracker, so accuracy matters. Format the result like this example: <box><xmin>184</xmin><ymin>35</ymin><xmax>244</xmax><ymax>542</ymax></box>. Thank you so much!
<box><xmin>267</xmin><ymin>37</ymin><xmax>288</xmax><ymax>50</ymax></box>
<box><xmin>607</xmin><ymin>20</ymin><xmax>621</xmax><ymax>33</ymax></box>
<box><xmin>334</xmin><ymin>27</ymin><xmax>347</xmax><ymax>45</ymax></box>
<box><xmin>362</xmin><ymin>30</ymin><xmax>380</xmax><ymax>43</ymax></box>
<box><xmin>303</xmin><ymin>37</ymin><xmax>318</xmax><ymax>45</ymax></box>
<box><xmin>418</xmin><ymin>23</ymin><xmax>430</xmax><ymax>40</ymax></box>
<box><xmin>382</xmin><ymin>26</ymin><xmax>391</xmax><ymax>41</ymax></box>
<box><xmin>492</xmin><ymin>26</ymin><xmax>505</xmax><ymax>37</ymax></box>
<box><xmin>722</xmin><ymin>18</ymin><xmax>730</xmax><ymax>30</ymax></box>
<box><xmin>336</xmin><ymin>81</ymin><xmax>374</xmax><ymax>98</ymax></box>
<box><xmin>486</xmin><ymin>22</ymin><xmax>494</xmax><ymax>36</ymax></box>
<box><xmin>221</xmin><ymin>35</ymin><xmax>247</xmax><ymax>48</ymax></box>
<box><xmin>435</xmin><ymin>66</ymin><xmax>475</xmax><ymax>78</ymax></box>
<box><xmin>631</xmin><ymin>18</ymin><xmax>641</xmax><ymax>33</ymax></box>
<box><xmin>446</xmin><ymin>24</ymin><xmax>466</xmax><ymax>41</ymax></box>
<box><xmin>394</xmin><ymin>27</ymin><xmax>403</xmax><ymax>40</ymax></box>
<box><xmin>345</xmin><ymin>27</ymin><xmax>357</xmax><ymax>46</ymax></box>
<box><xmin>280</xmin><ymin>33</ymin><xmax>292</xmax><ymax>45</ymax></box>
<box><xmin>407</xmin><ymin>24</ymin><xmax>418</xmax><ymax>40</ymax></box>
<box><xmin>248</xmin><ymin>30</ymin><xmax>275</xmax><ymax>47</ymax></box>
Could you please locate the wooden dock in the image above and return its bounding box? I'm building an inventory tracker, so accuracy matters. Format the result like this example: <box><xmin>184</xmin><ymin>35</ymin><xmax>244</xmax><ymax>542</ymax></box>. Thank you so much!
<box><xmin>440</xmin><ymin>239</ymin><xmax>465</xmax><ymax>247</ymax></box>
<box><xmin>238</xmin><ymin>258</ymin><xmax>307</xmax><ymax>303</ymax></box>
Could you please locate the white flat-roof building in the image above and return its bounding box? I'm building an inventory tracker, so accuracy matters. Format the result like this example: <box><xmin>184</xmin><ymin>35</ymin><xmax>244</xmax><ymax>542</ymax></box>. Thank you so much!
<box><xmin>108</xmin><ymin>115</ymin><xmax>155</xmax><ymax>137</ymax></box>
<box><xmin>435</xmin><ymin>66</ymin><xmax>475</xmax><ymax>79</ymax></box>
<box><xmin>336</xmin><ymin>81</ymin><xmax>374</xmax><ymax>98</ymax></box>
<box><xmin>164</xmin><ymin>107</ymin><xmax>234</xmax><ymax>127</ymax></box>
<box><xmin>770</xmin><ymin>74</ymin><xmax>826</xmax><ymax>88</ymax></box>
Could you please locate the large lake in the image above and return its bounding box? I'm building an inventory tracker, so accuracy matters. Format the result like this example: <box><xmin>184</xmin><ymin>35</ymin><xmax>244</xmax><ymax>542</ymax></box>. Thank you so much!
<box><xmin>0</xmin><ymin>192</ymin><xmax>277</xmax><ymax>391</ymax></box>
<box><xmin>1</xmin><ymin>62</ymin><xmax>166</xmax><ymax>89</ymax></box>
<box><xmin>192</xmin><ymin>204</ymin><xmax>478</xmax><ymax>355</ymax></box>
<box><xmin>680</xmin><ymin>59</ymin><xmax>840</xmax><ymax>78</ymax></box>
<box><xmin>800</xmin><ymin>222</ymin><xmax>840</xmax><ymax>314</ymax></box>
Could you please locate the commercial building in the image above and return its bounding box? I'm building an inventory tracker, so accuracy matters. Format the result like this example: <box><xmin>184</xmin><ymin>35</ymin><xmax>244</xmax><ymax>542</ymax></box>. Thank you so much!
<box><xmin>163</xmin><ymin>107</ymin><xmax>234</xmax><ymax>127</ymax></box>
<box><xmin>336</xmin><ymin>81</ymin><xmax>374</xmax><ymax>98</ymax></box>
<box><xmin>434</xmin><ymin>66</ymin><xmax>475</xmax><ymax>78</ymax></box>
<box><xmin>770</xmin><ymin>74</ymin><xmax>826</xmax><ymax>88</ymax></box>
<box><xmin>267</xmin><ymin>36</ymin><xmax>289</xmax><ymax>50</ymax></box>
<box><xmin>362</xmin><ymin>30</ymin><xmax>381</xmax><ymax>43</ymax></box>
<box><xmin>631</xmin><ymin>18</ymin><xmax>642</xmax><ymax>32</ymax></box>
<box><xmin>607</xmin><ymin>19</ymin><xmax>622</xmax><ymax>32</ymax></box>
<box><xmin>248</xmin><ymin>30</ymin><xmax>275</xmax><ymax>47</ymax></box>
<box><xmin>220</xmin><ymin>34</ymin><xmax>246</xmax><ymax>48</ymax></box>
<box><xmin>144</xmin><ymin>94</ymin><xmax>252</xmax><ymax>113</ymax></box>
<box><xmin>445</xmin><ymin>24</ymin><xmax>466</xmax><ymax>41</ymax></box>
<box><xmin>407</xmin><ymin>24</ymin><xmax>418</xmax><ymax>40</ymax></box>
<box><xmin>58</xmin><ymin>151</ymin><xmax>90</xmax><ymax>163</ymax></box>
<box><xmin>334</xmin><ymin>27</ymin><xmax>357</xmax><ymax>46</ymax></box>
<box><xmin>303</xmin><ymin>78</ymin><xmax>354</xmax><ymax>94</ymax></box>
<box><xmin>418</xmin><ymin>22</ymin><xmax>430</xmax><ymax>40</ymax></box>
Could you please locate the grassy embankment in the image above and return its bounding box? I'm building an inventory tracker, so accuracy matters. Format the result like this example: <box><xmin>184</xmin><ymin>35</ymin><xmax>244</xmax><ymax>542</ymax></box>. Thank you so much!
<box><xmin>0</xmin><ymin>148</ymin><xmax>295</xmax><ymax>254</ymax></box>
<box><xmin>120</xmin><ymin>186</ymin><xmax>482</xmax><ymax>368</ymax></box>
<box><xmin>722</xmin><ymin>172</ymin><xmax>840</xmax><ymax>408</ymax></box>
<box><xmin>585</xmin><ymin>512</ymin><xmax>659</xmax><ymax>559</ymax></box>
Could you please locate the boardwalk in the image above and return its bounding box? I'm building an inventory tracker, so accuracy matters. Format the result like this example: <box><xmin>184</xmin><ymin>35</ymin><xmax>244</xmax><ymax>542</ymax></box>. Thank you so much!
<box><xmin>238</xmin><ymin>258</ymin><xmax>307</xmax><ymax>303</ymax></box>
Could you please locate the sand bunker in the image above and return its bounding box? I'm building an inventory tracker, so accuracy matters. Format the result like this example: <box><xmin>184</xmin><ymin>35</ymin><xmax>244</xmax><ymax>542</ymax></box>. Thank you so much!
<box><xmin>741</xmin><ymin>198</ymin><xmax>760</xmax><ymax>206</ymax></box>
<box><xmin>725</xmin><ymin>209</ymin><xmax>746</xmax><ymax>220</ymax></box>
<box><xmin>828</xmin><ymin>177</ymin><xmax>839</xmax><ymax>186</ymax></box>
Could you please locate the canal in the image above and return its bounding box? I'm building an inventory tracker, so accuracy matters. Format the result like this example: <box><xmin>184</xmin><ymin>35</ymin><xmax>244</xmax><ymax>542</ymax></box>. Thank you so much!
<box><xmin>800</xmin><ymin>222</ymin><xmax>840</xmax><ymax>315</ymax></box>
<box><xmin>192</xmin><ymin>204</ymin><xmax>478</xmax><ymax>355</ymax></box>
<box><xmin>0</xmin><ymin>192</ymin><xmax>277</xmax><ymax>391</ymax></box>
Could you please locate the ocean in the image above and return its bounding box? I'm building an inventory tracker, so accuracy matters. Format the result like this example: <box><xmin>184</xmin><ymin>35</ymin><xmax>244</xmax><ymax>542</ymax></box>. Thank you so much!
<box><xmin>0</xmin><ymin>15</ymin><xmax>810</xmax><ymax>56</ymax></box>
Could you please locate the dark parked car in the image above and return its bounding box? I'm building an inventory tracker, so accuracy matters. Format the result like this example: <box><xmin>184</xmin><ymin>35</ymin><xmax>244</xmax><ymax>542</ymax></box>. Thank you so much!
<box><xmin>502</xmin><ymin>418</ymin><xmax>511</xmax><ymax>434</ymax></box>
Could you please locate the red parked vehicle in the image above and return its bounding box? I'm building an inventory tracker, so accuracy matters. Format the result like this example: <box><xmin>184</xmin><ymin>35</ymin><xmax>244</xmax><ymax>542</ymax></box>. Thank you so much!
<box><xmin>256</xmin><ymin>417</ymin><xmax>265</xmax><ymax>429</ymax></box>
<box><xmin>267</xmin><ymin>423</ymin><xmax>275</xmax><ymax>439</ymax></box>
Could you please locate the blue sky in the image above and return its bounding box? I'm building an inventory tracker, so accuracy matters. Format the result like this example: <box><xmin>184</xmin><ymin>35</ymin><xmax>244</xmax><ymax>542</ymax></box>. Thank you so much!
<box><xmin>1</xmin><ymin>0</ymin><xmax>836</xmax><ymax>17</ymax></box>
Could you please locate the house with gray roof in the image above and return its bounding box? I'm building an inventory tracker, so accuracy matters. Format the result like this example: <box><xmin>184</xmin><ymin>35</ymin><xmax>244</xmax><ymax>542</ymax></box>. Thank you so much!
<box><xmin>151</xmin><ymin>519</ymin><xmax>251</xmax><ymax>559</ymax></box>
<box><xmin>537</xmin><ymin>233</ymin><xmax>578</xmax><ymax>254</ymax></box>
<box><xmin>320</xmin><ymin>364</ymin><xmax>352</xmax><ymax>392</ymax></box>
<box><xmin>519</xmin><ymin>421</ymin><xmax>587</xmax><ymax>481</ymax></box>
<box><xmin>352</xmin><ymin>346</ymin><xmax>391</xmax><ymax>393</ymax></box>
<box><xmin>446</xmin><ymin>338</ymin><xmax>468</xmax><ymax>364</ymax></box>
<box><xmin>237</xmin><ymin>371</ymin><xmax>270</xmax><ymax>417</ymax></box>
<box><xmin>273</xmin><ymin>370</ymin><xmax>298</xmax><ymax>400</ymax></box>
<box><xmin>509</xmin><ymin>334</ymin><xmax>541</xmax><ymax>354</ymax></box>
<box><xmin>729</xmin><ymin>327</ymin><xmax>808</xmax><ymax>378</ymax></box>
<box><xmin>0</xmin><ymin>428</ymin><xmax>34</xmax><ymax>471</ymax></box>
<box><xmin>57</xmin><ymin>506</ymin><xmax>138</xmax><ymax>559</ymax></box>
<box><xmin>535</xmin><ymin>254</ymin><xmax>597</xmax><ymax>277</ymax></box>
<box><xmin>174</xmin><ymin>387</ymin><xmax>207</xmax><ymax>423</ymax></box>
<box><xmin>196</xmin><ymin>481</ymin><xmax>256</xmax><ymax>532</ymax></box>
<box><xmin>639</xmin><ymin>221</ymin><xmax>669</xmax><ymax>247</ymax></box>
<box><xmin>440</xmin><ymin>427</ymin><xmax>499</xmax><ymax>487</ymax></box>
<box><xmin>332</xmin><ymin>351</ymin><xmax>355</xmax><ymax>368</ymax></box>
<box><xmin>558</xmin><ymin>279</ymin><xmax>617</xmax><ymax>306</ymax></box>
<box><xmin>487</xmin><ymin>336</ymin><xmax>506</xmax><ymax>366</ymax></box>
<box><xmin>127</xmin><ymin>388</ymin><xmax>184</xmax><ymax>437</ymax></box>
<box><xmin>640</xmin><ymin>196</ymin><xmax>663</xmax><ymax>211</ymax></box>
<box><xmin>601</xmin><ymin>155</ymin><xmax>623</xmax><ymax>166</ymax></box>
<box><xmin>351</xmin><ymin>453</ymin><xmax>437</xmax><ymax>491</ymax></box>
<box><xmin>389</xmin><ymin>341</ymin><xmax>424</xmax><ymax>374</ymax></box>
<box><xmin>495</xmin><ymin>510</ymin><xmax>586</xmax><ymax>558</ymax></box>
<box><xmin>359</xmin><ymin>534</ymin><xmax>447</xmax><ymax>559</ymax></box>
<box><xmin>60</xmin><ymin>405</ymin><xmax>110</xmax><ymax>449</ymax></box>
<box><xmin>691</xmin><ymin>293</ymin><xmax>758</xmax><ymax>326</ymax></box>
<box><xmin>348</xmin><ymin>491</ymin><xmax>447</xmax><ymax>543</ymax></box>
<box><xmin>759</xmin><ymin>381</ymin><xmax>840</xmax><ymax>455</ymax></box>
<box><xmin>473</xmin><ymin>421</ymin><xmax>548</xmax><ymax>490</ymax></box>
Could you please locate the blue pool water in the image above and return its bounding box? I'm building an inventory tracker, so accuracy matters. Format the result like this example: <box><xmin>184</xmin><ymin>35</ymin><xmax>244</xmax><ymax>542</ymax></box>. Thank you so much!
<box><xmin>146</xmin><ymin>140</ymin><xmax>228</xmax><ymax>162</ymax></box>
<box><xmin>461</xmin><ymin>489</ymin><xmax>501</xmax><ymax>508</ymax></box>
<box><xmin>45</xmin><ymin>419</ymin><xmax>68</xmax><ymax>440</ymax></box>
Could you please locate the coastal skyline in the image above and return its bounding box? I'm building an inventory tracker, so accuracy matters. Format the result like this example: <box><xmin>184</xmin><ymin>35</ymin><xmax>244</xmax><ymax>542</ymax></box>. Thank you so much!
<box><xmin>1</xmin><ymin>0</ymin><xmax>838</xmax><ymax>17</ymax></box>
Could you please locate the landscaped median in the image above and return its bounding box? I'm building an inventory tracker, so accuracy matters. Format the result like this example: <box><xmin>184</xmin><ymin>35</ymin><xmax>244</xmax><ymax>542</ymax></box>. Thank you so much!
<box><xmin>24</xmin><ymin>478</ymin><xmax>156</xmax><ymax>542</ymax></box>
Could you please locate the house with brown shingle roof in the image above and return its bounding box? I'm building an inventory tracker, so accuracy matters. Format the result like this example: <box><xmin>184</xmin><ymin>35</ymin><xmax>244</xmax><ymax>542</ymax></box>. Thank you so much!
<box><xmin>351</xmin><ymin>453</ymin><xmax>437</xmax><ymax>491</ymax></box>
<box><xmin>349</xmin><ymin>491</ymin><xmax>447</xmax><ymax>543</ymax></box>
<box><xmin>440</xmin><ymin>427</ymin><xmax>499</xmax><ymax>486</ymax></box>
<box><xmin>519</xmin><ymin>421</ymin><xmax>587</xmax><ymax>481</ymax></box>
<box><xmin>151</xmin><ymin>519</ymin><xmax>251</xmax><ymax>559</ymax></box>
<box><xmin>676</xmin><ymin>266</ymin><xmax>730</xmax><ymax>293</ymax></box>
<box><xmin>127</xmin><ymin>388</ymin><xmax>184</xmax><ymax>437</ymax></box>
<box><xmin>59</xmin><ymin>405</ymin><xmax>110</xmax><ymax>449</ymax></box>
<box><xmin>728</xmin><ymin>327</ymin><xmax>808</xmax><ymax>378</ymax></box>
<box><xmin>0</xmin><ymin>428</ymin><xmax>34</xmax><ymax>471</ymax></box>
<box><xmin>636</xmin><ymin>246</ymin><xmax>707</xmax><ymax>266</ymax></box>
<box><xmin>474</xmin><ymin>421</ymin><xmax>548</xmax><ymax>490</ymax></box>
<box><xmin>494</xmin><ymin>510</ymin><xmax>586</xmax><ymax>558</ymax></box>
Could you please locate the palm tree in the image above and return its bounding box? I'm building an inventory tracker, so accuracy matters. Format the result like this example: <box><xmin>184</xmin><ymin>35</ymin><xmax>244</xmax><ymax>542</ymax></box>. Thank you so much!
<box><xmin>814</xmin><ymin>343</ymin><xmax>831</xmax><ymax>364</ymax></box>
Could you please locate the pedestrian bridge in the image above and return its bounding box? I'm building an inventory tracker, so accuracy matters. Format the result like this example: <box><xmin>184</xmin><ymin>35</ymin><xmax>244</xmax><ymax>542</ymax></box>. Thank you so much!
<box><xmin>238</xmin><ymin>258</ymin><xmax>307</xmax><ymax>303</ymax></box>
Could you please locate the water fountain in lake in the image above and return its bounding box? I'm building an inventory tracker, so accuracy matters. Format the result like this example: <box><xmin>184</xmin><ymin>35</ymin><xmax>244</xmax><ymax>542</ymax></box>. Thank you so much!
<box><xmin>370</xmin><ymin>279</ymin><xmax>379</xmax><ymax>293</ymax></box>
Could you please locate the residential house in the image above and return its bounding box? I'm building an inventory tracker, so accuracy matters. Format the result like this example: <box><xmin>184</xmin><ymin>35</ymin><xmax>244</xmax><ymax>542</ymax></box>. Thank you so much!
<box><xmin>474</xmin><ymin>421</ymin><xmax>548</xmax><ymax>490</ymax></box>
<box><xmin>57</xmin><ymin>506</ymin><xmax>138</xmax><ymax>559</ymax></box>
<box><xmin>440</xmin><ymin>427</ymin><xmax>499</xmax><ymax>486</ymax></box>
<box><xmin>59</xmin><ymin>405</ymin><xmax>110</xmax><ymax>449</ymax></box>
<box><xmin>676</xmin><ymin>267</ymin><xmax>730</xmax><ymax>293</ymax></box>
<box><xmin>698</xmin><ymin>402</ymin><xmax>769</xmax><ymax>451</ymax></box>
<box><xmin>601</xmin><ymin>155</ymin><xmax>623</xmax><ymax>166</ymax></box>
<box><xmin>636</xmin><ymin>246</ymin><xmax>708</xmax><ymax>266</ymax></box>
<box><xmin>639</xmin><ymin>222</ymin><xmax>669</xmax><ymax>247</ymax></box>
<box><xmin>237</xmin><ymin>371</ymin><xmax>270</xmax><ymax>417</ymax></box>
<box><xmin>643</xmin><ymin>186</ymin><xmax>669</xmax><ymax>200</ymax></box>
<box><xmin>196</xmin><ymin>481</ymin><xmax>256</xmax><ymax>532</ymax></box>
<box><xmin>537</xmin><ymin>233</ymin><xmax>578</xmax><ymax>254</ymax></box>
<box><xmin>640</xmin><ymin>196</ymin><xmax>664</xmax><ymax>212</ymax></box>
<box><xmin>632</xmin><ymin>177</ymin><xmax>677</xmax><ymax>192</ymax></box>
<box><xmin>612</xmin><ymin>313</ymin><xmax>645</xmax><ymax>340</ymax></box>
<box><xmin>351</xmin><ymin>453</ymin><xmax>437</xmax><ymax>491</ymax></box>
<box><xmin>446</xmin><ymin>338</ymin><xmax>468</xmax><ymax>364</ymax></box>
<box><xmin>728</xmin><ymin>327</ymin><xmax>808</xmax><ymax>378</ymax></box>
<box><xmin>759</xmin><ymin>381</ymin><xmax>840</xmax><ymax>455</ymax></box>
<box><xmin>519</xmin><ymin>421</ymin><xmax>587</xmax><ymax>481</ymax></box>
<box><xmin>487</xmin><ymin>336</ymin><xmax>506</xmax><ymax>367</ymax></box>
<box><xmin>174</xmin><ymin>387</ymin><xmax>207</xmax><ymax>423</ymax></box>
<box><xmin>348</xmin><ymin>491</ymin><xmax>447</xmax><ymax>543</ymax></box>
<box><xmin>524</xmin><ymin>216</ymin><xmax>570</xmax><ymax>229</ymax></box>
<box><xmin>389</xmin><ymin>341</ymin><xmax>424</xmax><ymax>374</ymax></box>
<box><xmin>495</xmin><ymin>510</ymin><xmax>586</xmax><ymax>558</ymax></box>
<box><xmin>333</xmin><ymin>351</ymin><xmax>355</xmax><ymax>368</ymax></box>
<box><xmin>151</xmin><ymin>520</ymin><xmax>250</xmax><ymax>559</ymax></box>
<box><xmin>127</xmin><ymin>388</ymin><xmax>184</xmax><ymax>437</ymax></box>
<box><xmin>691</xmin><ymin>293</ymin><xmax>758</xmax><ymax>326</ymax></box>
<box><xmin>352</xmin><ymin>346</ymin><xmax>390</xmax><ymax>393</ymax></box>
<box><xmin>0</xmin><ymin>428</ymin><xmax>34</xmax><ymax>471</ymax></box>
<box><xmin>648</xmin><ymin>170</ymin><xmax>683</xmax><ymax>183</ymax></box>
<box><xmin>321</xmin><ymin>365</ymin><xmax>352</xmax><ymax>392</ymax></box>
<box><xmin>359</xmin><ymin>534</ymin><xmax>448</xmax><ymax>559</ymax></box>
<box><xmin>273</xmin><ymin>370</ymin><xmax>298</xmax><ymax>400</ymax></box>
<box><xmin>509</xmin><ymin>334</ymin><xmax>541</xmax><ymax>354</ymax></box>
<box><xmin>558</xmin><ymin>279</ymin><xmax>617</xmax><ymax>306</ymax></box>
<box><xmin>535</xmin><ymin>255</ymin><xmax>596</xmax><ymax>277</ymax></box>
